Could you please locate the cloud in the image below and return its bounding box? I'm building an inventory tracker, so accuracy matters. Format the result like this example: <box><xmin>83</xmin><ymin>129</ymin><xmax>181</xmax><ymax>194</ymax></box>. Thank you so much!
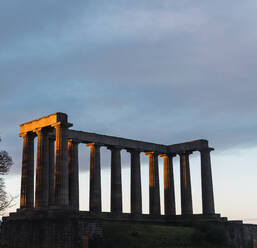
<box><xmin>1</xmin><ymin>0</ymin><xmax>257</xmax><ymax>174</ymax></box>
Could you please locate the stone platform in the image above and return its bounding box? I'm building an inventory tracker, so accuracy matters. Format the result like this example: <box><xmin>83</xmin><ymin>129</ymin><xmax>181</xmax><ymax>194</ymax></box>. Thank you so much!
<box><xmin>1</xmin><ymin>209</ymin><xmax>103</xmax><ymax>248</ymax></box>
<box><xmin>2</xmin><ymin>209</ymin><xmax>257</xmax><ymax>248</ymax></box>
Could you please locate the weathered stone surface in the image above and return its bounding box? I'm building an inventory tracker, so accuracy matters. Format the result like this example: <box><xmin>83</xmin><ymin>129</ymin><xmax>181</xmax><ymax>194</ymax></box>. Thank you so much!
<box><xmin>168</xmin><ymin>139</ymin><xmax>209</xmax><ymax>154</ymax></box>
<box><xmin>180</xmin><ymin>152</ymin><xmax>193</xmax><ymax>215</ymax></box>
<box><xmin>68</xmin><ymin>140</ymin><xmax>79</xmax><ymax>210</ymax></box>
<box><xmin>20</xmin><ymin>132</ymin><xmax>35</xmax><ymax>209</ymax></box>
<box><xmin>162</xmin><ymin>154</ymin><xmax>176</xmax><ymax>216</ymax></box>
<box><xmin>19</xmin><ymin>112</ymin><xmax>71</xmax><ymax>135</ymax></box>
<box><xmin>67</xmin><ymin>130</ymin><xmax>209</xmax><ymax>154</ymax></box>
<box><xmin>109</xmin><ymin>146</ymin><xmax>122</xmax><ymax>214</ymax></box>
<box><xmin>54</xmin><ymin>123</ymin><xmax>69</xmax><ymax>207</ymax></box>
<box><xmin>88</xmin><ymin>143</ymin><xmax>101</xmax><ymax>213</ymax></box>
<box><xmin>35</xmin><ymin>128</ymin><xmax>49</xmax><ymax>208</ymax></box>
<box><xmin>200</xmin><ymin>148</ymin><xmax>215</xmax><ymax>215</ymax></box>
<box><xmin>1</xmin><ymin>210</ymin><xmax>103</xmax><ymax>248</ymax></box>
<box><xmin>146</xmin><ymin>152</ymin><xmax>160</xmax><ymax>216</ymax></box>
<box><xmin>129</xmin><ymin>149</ymin><xmax>142</xmax><ymax>215</ymax></box>
<box><xmin>48</xmin><ymin>137</ymin><xmax>55</xmax><ymax>206</ymax></box>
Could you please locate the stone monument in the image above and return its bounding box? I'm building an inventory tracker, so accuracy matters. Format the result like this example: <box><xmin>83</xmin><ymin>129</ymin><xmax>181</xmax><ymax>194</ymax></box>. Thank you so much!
<box><xmin>1</xmin><ymin>113</ymin><xmax>256</xmax><ymax>248</ymax></box>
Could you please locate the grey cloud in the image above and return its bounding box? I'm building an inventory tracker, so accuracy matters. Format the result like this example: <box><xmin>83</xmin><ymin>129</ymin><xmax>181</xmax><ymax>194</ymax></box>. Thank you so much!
<box><xmin>1</xmin><ymin>0</ymin><xmax>257</xmax><ymax>174</ymax></box>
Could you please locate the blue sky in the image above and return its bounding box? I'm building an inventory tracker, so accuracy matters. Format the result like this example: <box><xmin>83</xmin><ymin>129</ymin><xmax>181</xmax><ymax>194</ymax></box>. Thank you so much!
<box><xmin>0</xmin><ymin>0</ymin><xmax>257</xmax><ymax>223</ymax></box>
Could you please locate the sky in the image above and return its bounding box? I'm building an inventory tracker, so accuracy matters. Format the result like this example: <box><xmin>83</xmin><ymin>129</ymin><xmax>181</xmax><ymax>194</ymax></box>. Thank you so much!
<box><xmin>0</xmin><ymin>0</ymin><xmax>257</xmax><ymax>223</ymax></box>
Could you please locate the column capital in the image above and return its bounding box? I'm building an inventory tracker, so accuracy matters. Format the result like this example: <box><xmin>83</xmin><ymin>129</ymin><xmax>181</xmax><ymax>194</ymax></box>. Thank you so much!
<box><xmin>87</xmin><ymin>142</ymin><xmax>101</xmax><ymax>148</ymax></box>
<box><xmin>51</xmin><ymin>121</ymin><xmax>73</xmax><ymax>129</ymax></box>
<box><xmin>19</xmin><ymin>131</ymin><xmax>36</xmax><ymax>139</ymax></box>
<box><xmin>199</xmin><ymin>147</ymin><xmax>214</xmax><ymax>153</ymax></box>
<box><xmin>145</xmin><ymin>151</ymin><xmax>159</xmax><ymax>157</ymax></box>
<box><xmin>126</xmin><ymin>148</ymin><xmax>141</xmax><ymax>154</ymax></box>
<box><xmin>68</xmin><ymin>138</ymin><xmax>80</xmax><ymax>145</ymax></box>
<box><xmin>33</xmin><ymin>127</ymin><xmax>51</xmax><ymax>136</ymax></box>
<box><xmin>160</xmin><ymin>153</ymin><xmax>176</xmax><ymax>159</ymax></box>
<box><xmin>107</xmin><ymin>145</ymin><xmax>123</xmax><ymax>151</ymax></box>
<box><xmin>178</xmin><ymin>150</ymin><xmax>193</xmax><ymax>156</ymax></box>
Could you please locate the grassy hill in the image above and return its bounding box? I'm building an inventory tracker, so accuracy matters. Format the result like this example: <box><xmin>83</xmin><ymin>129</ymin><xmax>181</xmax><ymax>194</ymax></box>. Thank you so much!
<box><xmin>103</xmin><ymin>222</ymin><xmax>237</xmax><ymax>248</ymax></box>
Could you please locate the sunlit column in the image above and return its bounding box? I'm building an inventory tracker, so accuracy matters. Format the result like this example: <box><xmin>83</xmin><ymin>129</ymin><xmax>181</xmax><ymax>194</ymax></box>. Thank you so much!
<box><xmin>48</xmin><ymin>137</ymin><xmax>55</xmax><ymax>206</ymax></box>
<box><xmin>180</xmin><ymin>151</ymin><xmax>193</xmax><ymax>215</ymax></box>
<box><xmin>109</xmin><ymin>146</ymin><xmax>122</xmax><ymax>214</ymax></box>
<box><xmin>128</xmin><ymin>149</ymin><xmax>142</xmax><ymax>215</ymax></box>
<box><xmin>20</xmin><ymin>132</ymin><xmax>35</xmax><ymax>209</ymax></box>
<box><xmin>145</xmin><ymin>152</ymin><xmax>160</xmax><ymax>216</ymax></box>
<box><xmin>68</xmin><ymin>139</ymin><xmax>79</xmax><ymax>210</ymax></box>
<box><xmin>161</xmin><ymin>154</ymin><xmax>176</xmax><ymax>216</ymax></box>
<box><xmin>87</xmin><ymin>143</ymin><xmax>101</xmax><ymax>213</ymax></box>
<box><xmin>200</xmin><ymin>147</ymin><xmax>215</xmax><ymax>215</ymax></box>
<box><xmin>54</xmin><ymin>123</ymin><xmax>69</xmax><ymax>207</ymax></box>
<box><xmin>35</xmin><ymin>128</ymin><xmax>49</xmax><ymax>208</ymax></box>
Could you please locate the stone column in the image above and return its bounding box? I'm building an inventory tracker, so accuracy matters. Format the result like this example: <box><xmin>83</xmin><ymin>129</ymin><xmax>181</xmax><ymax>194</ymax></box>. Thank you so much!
<box><xmin>146</xmin><ymin>152</ymin><xmax>160</xmax><ymax>216</ymax></box>
<box><xmin>20</xmin><ymin>132</ymin><xmax>35</xmax><ymax>209</ymax></box>
<box><xmin>180</xmin><ymin>151</ymin><xmax>193</xmax><ymax>215</ymax></box>
<box><xmin>48</xmin><ymin>137</ymin><xmax>55</xmax><ymax>206</ymax></box>
<box><xmin>87</xmin><ymin>143</ymin><xmax>101</xmax><ymax>213</ymax></box>
<box><xmin>109</xmin><ymin>146</ymin><xmax>122</xmax><ymax>214</ymax></box>
<box><xmin>35</xmin><ymin>128</ymin><xmax>49</xmax><ymax>208</ymax></box>
<box><xmin>161</xmin><ymin>154</ymin><xmax>176</xmax><ymax>216</ymax></box>
<box><xmin>68</xmin><ymin>140</ymin><xmax>79</xmax><ymax>210</ymax></box>
<box><xmin>200</xmin><ymin>148</ymin><xmax>215</xmax><ymax>215</ymax></box>
<box><xmin>54</xmin><ymin>123</ymin><xmax>69</xmax><ymax>207</ymax></box>
<box><xmin>128</xmin><ymin>149</ymin><xmax>142</xmax><ymax>215</ymax></box>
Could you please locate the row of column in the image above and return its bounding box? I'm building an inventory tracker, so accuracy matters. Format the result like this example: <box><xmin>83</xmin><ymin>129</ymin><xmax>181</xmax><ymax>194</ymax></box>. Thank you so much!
<box><xmin>144</xmin><ymin>150</ymin><xmax>214</xmax><ymax>216</ymax></box>
<box><xmin>86</xmin><ymin>147</ymin><xmax>215</xmax><ymax>215</ymax></box>
<box><xmin>20</xmin><ymin>124</ymin><xmax>71</xmax><ymax>209</ymax></box>
<box><xmin>20</xmin><ymin>129</ymin><xmax>215</xmax><ymax>216</ymax></box>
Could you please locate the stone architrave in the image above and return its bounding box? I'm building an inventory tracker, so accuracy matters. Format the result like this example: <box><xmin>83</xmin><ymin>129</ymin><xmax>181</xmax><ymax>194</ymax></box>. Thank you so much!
<box><xmin>54</xmin><ymin>123</ymin><xmax>69</xmax><ymax>207</ymax></box>
<box><xmin>180</xmin><ymin>151</ymin><xmax>193</xmax><ymax>215</ymax></box>
<box><xmin>128</xmin><ymin>149</ymin><xmax>142</xmax><ymax>215</ymax></box>
<box><xmin>68</xmin><ymin>139</ymin><xmax>79</xmax><ymax>210</ymax></box>
<box><xmin>200</xmin><ymin>148</ymin><xmax>215</xmax><ymax>215</ymax></box>
<box><xmin>109</xmin><ymin>146</ymin><xmax>122</xmax><ymax>214</ymax></box>
<box><xmin>146</xmin><ymin>152</ymin><xmax>160</xmax><ymax>216</ymax></box>
<box><xmin>35</xmin><ymin>128</ymin><xmax>49</xmax><ymax>208</ymax></box>
<box><xmin>87</xmin><ymin>143</ymin><xmax>101</xmax><ymax>213</ymax></box>
<box><xmin>161</xmin><ymin>154</ymin><xmax>176</xmax><ymax>216</ymax></box>
<box><xmin>20</xmin><ymin>132</ymin><xmax>35</xmax><ymax>208</ymax></box>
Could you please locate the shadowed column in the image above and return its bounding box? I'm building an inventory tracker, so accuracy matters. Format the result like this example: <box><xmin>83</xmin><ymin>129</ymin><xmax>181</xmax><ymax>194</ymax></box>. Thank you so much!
<box><xmin>180</xmin><ymin>151</ymin><xmax>193</xmax><ymax>215</ymax></box>
<box><xmin>48</xmin><ymin>137</ymin><xmax>55</xmax><ymax>206</ymax></box>
<box><xmin>54</xmin><ymin>123</ymin><xmax>69</xmax><ymax>207</ymax></box>
<box><xmin>128</xmin><ymin>149</ymin><xmax>142</xmax><ymax>215</ymax></box>
<box><xmin>146</xmin><ymin>152</ymin><xmax>160</xmax><ymax>216</ymax></box>
<box><xmin>161</xmin><ymin>154</ymin><xmax>176</xmax><ymax>216</ymax></box>
<box><xmin>200</xmin><ymin>148</ymin><xmax>215</xmax><ymax>215</ymax></box>
<box><xmin>35</xmin><ymin>128</ymin><xmax>49</xmax><ymax>208</ymax></box>
<box><xmin>20</xmin><ymin>132</ymin><xmax>35</xmax><ymax>209</ymax></box>
<box><xmin>87</xmin><ymin>143</ymin><xmax>101</xmax><ymax>213</ymax></box>
<box><xmin>109</xmin><ymin>146</ymin><xmax>122</xmax><ymax>214</ymax></box>
<box><xmin>68</xmin><ymin>139</ymin><xmax>79</xmax><ymax>210</ymax></box>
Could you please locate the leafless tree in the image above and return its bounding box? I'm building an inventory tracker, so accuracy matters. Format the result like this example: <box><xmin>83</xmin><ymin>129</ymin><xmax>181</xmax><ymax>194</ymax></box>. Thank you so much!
<box><xmin>0</xmin><ymin>137</ymin><xmax>16</xmax><ymax>214</ymax></box>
